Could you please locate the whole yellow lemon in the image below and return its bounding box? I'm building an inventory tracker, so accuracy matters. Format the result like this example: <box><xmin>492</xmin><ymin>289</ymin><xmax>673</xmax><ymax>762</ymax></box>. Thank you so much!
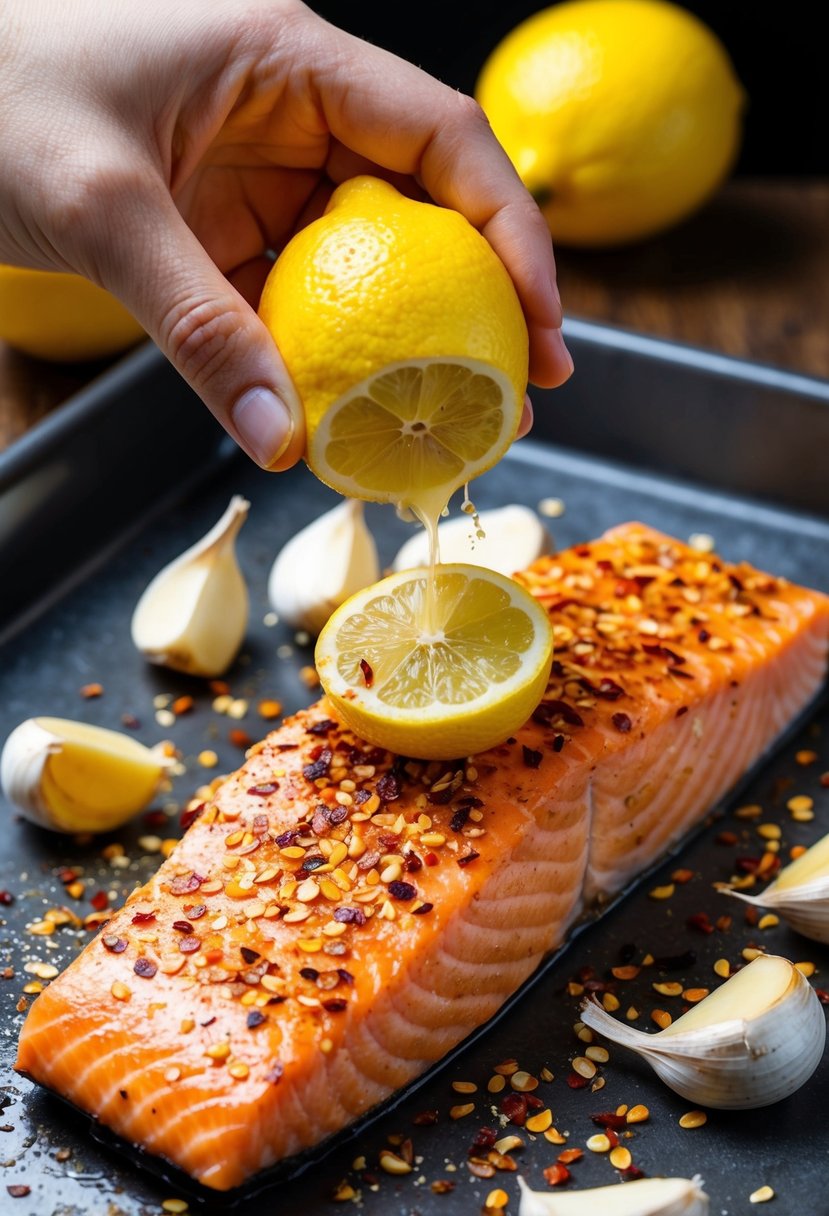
<box><xmin>0</xmin><ymin>265</ymin><xmax>144</xmax><ymax>361</ymax></box>
<box><xmin>476</xmin><ymin>0</ymin><xmax>746</xmax><ymax>246</ymax></box>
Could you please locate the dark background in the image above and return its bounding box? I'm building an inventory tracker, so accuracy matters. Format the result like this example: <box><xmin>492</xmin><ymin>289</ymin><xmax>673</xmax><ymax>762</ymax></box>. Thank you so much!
<box><xmin>310</xmin><ymin>2</ymin><xmax>827</xmax><ymax>176</ymax></box>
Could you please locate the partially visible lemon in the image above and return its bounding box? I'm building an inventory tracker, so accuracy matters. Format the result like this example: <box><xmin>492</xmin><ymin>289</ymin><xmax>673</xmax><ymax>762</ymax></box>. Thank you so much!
<box><xmin>259</xmin><ymin>176</ymin><xmax>528</xmax><ymax>516</ymax></box>
<box><xmin>315</xmin><ymin>564</ymin><xmax>554</xmax><ymax>760</ymax></box>
<box><xmin>0</xmin><ymin>265</ymin><xmax>144</xmax><ymax>361</ymax></box>
<box><xmin>476</xmin><ymin>0</ymin><xmax>745</xmax><ymax>247</ymax></box>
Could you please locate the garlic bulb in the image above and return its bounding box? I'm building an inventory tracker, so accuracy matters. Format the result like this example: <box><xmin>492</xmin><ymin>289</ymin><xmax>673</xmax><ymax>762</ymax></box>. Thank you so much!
<box><xmin>131</xmin><ymin>495</ymin><xmax>249</xmax><ymax>676</ymax></box>
<box><xmin>392</xmin><ymin>503</ymin><xmax>551</xmax><ymax>575</ymax></box>
<box><xmin>0</xmin><ymin>717</ymin><xmax>170</xmax><ymax>833</ymax></box>
<box><xmin>721</xmin><ymin>831</ymin><xmax>829</xmax><ymax>943</ymax></box>
<box><xmin>268</xmin><ymin>499</ymin><xmax>380</xmax><ymax>635</ymax></box>
<box><xmin>517</xmin><ymin>1174</ymin><xmax>709</xmax><ymax>1216</ymax></box>
<box><xmin>580</xmin><ymin>954</ymin><xmax>824</xmax><ymax>1109</ymax></box>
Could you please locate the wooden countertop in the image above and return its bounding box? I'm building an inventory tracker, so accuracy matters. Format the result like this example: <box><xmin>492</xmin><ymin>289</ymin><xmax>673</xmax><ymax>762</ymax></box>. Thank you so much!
<box><xmin>1</xmin><ymin>179</ymin><xmax>827</xmax><ymax>455</ymax></box>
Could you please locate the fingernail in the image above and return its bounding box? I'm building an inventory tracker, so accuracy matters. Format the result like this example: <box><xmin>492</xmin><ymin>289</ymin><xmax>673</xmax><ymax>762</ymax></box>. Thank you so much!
<box><xmin>232</xmin><ymin>386</ymin><xmax>294</xmax><ymax>468</ymax></box>
<box><xmin>550</xmin><ymin>327</ymin><xmax>574</xmax><ymax>377</ymax></box>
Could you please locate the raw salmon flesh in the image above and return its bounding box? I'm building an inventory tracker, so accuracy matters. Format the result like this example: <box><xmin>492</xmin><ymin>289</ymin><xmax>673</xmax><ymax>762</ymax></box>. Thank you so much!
<box><xmin>15</xmin><ymin>523</ymin><xmax>829</xmax><ymax>1190</ymax></box>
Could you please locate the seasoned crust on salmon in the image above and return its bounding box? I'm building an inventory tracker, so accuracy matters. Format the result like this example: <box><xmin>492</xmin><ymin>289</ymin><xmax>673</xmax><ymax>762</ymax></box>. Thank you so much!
<box><xmin>15</xmin><ymin>523</ymin><xmax>829</xmax><ymax>1190</ymax></box>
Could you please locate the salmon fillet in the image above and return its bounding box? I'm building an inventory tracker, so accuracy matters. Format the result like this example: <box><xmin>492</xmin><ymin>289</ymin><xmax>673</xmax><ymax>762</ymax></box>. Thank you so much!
<box><xmin>15</xmin><ymin>523</ymin><xmax>829</xmax><ymax>1190</ymax></box>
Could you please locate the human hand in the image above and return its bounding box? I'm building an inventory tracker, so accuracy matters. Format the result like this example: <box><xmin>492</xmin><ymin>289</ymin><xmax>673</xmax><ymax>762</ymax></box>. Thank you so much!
<box><xmin>0</xmin><ymin>0</ymin><xmax>572</xmax><ymax>469</ymax></box>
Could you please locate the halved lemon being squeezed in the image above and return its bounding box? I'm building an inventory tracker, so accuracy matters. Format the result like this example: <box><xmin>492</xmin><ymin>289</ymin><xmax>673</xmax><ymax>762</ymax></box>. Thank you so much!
<box><xmin>258</xmin><ymin>176</ymin><xmax>528</xmax><ymax>514</ymax></box>
<box><xmin>315</xmin><ymin>565</ymin><xmax>554</xmax><ymax>760</ymax></box>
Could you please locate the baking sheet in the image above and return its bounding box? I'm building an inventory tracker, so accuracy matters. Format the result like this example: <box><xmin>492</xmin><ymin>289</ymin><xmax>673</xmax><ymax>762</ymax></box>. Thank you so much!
<box><xmin>1</xmin><ymin>330</ymin><xmax>828</xmax><ymax>1215</ymax></box>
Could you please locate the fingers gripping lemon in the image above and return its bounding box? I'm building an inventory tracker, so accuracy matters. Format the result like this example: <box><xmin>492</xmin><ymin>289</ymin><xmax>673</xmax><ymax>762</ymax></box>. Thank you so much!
<box><xmin>476</xmin><ymin>0</ymin><xmax>745</xmax><ymax>247</ymax></box>
<box><xmin>258</xmin><ymin>177</ymin><xmax>528</xmax><ymax>516</ymax></box>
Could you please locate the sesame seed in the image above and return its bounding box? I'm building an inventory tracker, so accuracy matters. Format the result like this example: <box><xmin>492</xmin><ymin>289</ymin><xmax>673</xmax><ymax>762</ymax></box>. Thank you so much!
<box><xmin>485</xmin><ymin>1189</ymin><xmax>509</xmax><ymax>1210</ymax></box>
<box><xmin>510</xmin><ymin>1070</ymin><xmax>539</xmax><ymax>1091</ymax></box>
<box><xmin>110</xmin><ymin>981</ymin><xmax>131</xmax><ymax>1002</ymax></box>
<box><xmin>487</xmin><ymin>1075</ymin><xmax>506</xmax><ymax>1093</ymax></box>
<box><xmin>626</xmin><ymin>1104</ymin><xmax>649</xmax><ymax>1123</ymax></box>
<box><xmin>679</xmin><ymin>1110</ymin><xmax>708</xmax><ymax>1129</ymax></box>
<box><xmin>586</xmin><ymin>1133</ymin><xmax>611</xmax><ymax>1152</ymax></box>
<box><xmin>714</xmin><ymin>958</ymin><xmax>731</xmax><ymax>978</ymax></box>
<box><xmin>379</xmin><ymin>1149</ymin><xmax>413</xmax><ymax>1175</ymax></box>
<box><xmin>571</xmin><ymin>1057</ymin><xmax>597</xmax><ymax>1079</ymax></box>
<box><xmin>449</xmin><ymin>1103</ymin><xmax>475</xmax><ymax>1120</ymax></box>
<box><xmin>649</xmin><ymin>883</ymin><xmax>675</xmax><ymax>900</ymax></box>
<box><xmin>525</xmin><ymin>1108</ymin><xmax>553</xmax><ymax>1133</ymax></box>
<box><xmin>610</xmin><ymin>1146</ymin><xmax>632</xmax><ymax>1170</ymax></box>
<box><xmin>749</xmin><ymin>1185</ymin><xmax>775</xmax><ymax>1204</ymax></box>
<box><xmin>451</xmin><ymin>1081</ymin><xmax>477</xmax><ymax>1094</ymax></box>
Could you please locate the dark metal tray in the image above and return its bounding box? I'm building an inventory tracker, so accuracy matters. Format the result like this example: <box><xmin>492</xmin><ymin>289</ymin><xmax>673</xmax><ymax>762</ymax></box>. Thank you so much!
<box><xmin>1</xmin><ymin>322</ymin><xmax>828</xmax><ymax>1216</ymax></box>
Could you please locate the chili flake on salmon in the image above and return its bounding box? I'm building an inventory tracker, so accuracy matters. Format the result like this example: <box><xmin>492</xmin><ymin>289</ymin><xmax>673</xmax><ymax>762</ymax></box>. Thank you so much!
<box><xmin>15</xmin><ymin>523</ymin><xmax>829</xmax><ymax>1190</ymax></box>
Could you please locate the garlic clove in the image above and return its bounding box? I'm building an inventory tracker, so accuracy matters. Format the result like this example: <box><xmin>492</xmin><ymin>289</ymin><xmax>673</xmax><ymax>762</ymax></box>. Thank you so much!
<box><xmin>131</xmin><ymin>495</ymin><xmax>250</xmax><ymax>676</ymax></box>
<box><xmin>392</xmin><ymin>503</ymin><xmax>551</xmax><ymax>576</ymax></box>
<box><xmin>268</xmin><ymin>498</ymin><xmax>380</xmax><ymax>635</ymax></box>
<box><xmin>721</xmin><ymin>831</ymin><xmax>829</xmax><ymax>943</ymax></box>
<box><xmin>580</xmin><ymin>954</ymin><xmax>825</xmax><ymax>1109</ymax></box>
<box><xmin>0</xmin><ymin>717</ymin><xmax>170</xmax><ymax>833</ymax></box>
<box><xmin>517</xmin><ymin>1174</ymin><xmax>709</xmax><ymax>1216</ymax></box>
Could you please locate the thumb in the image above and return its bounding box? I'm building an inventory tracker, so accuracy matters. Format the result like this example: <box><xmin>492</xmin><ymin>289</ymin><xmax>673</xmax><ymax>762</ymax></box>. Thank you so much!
<box><xmin>102</xmin><ymin>195</ymin><xmax>305</xmax><ymax>472</ymax></box>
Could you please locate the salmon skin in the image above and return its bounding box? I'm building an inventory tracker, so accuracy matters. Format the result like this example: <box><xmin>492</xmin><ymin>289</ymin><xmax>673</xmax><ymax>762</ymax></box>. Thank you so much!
<box><xmin>16</xmin><ymin>523</ymin><xmax>829</xmax><ymax>1191</ymax></box>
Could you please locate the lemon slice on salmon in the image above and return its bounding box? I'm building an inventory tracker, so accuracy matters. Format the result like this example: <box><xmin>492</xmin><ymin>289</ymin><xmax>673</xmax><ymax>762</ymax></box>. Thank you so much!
<box><xmin>315</xmin><ymin>565</ymin><xmax>554</xmax><ymax>760</ymax></box>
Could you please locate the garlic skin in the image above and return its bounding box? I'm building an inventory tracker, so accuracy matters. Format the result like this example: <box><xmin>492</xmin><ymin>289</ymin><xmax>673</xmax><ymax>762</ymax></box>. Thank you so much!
<box><xmin>268</xmin><ymin>499</ymin><xmax>380</xmax><ymax>635</ymax></box>
<box><xmin>392</xmin><ymin>503</ymin><xmax>551</xmax><ymax>576</ymax></box>
<box><xmin>722</xmin><ymin>831</ymin><xmax>829</xmax><ymax>943</ymax></box>
<box><xmin>131</xmin><ymin>495</ymin><xmax>249</xmax><ymax>677</ymax></box>
<box><xmin>1</xmin><ymin>717</ymin><xmax>169</xmax><ymax>834</ymax></box>
<box><xmin>517</xmin><ymin>1174</ymin><xmax>709</xmax><ymax>1216</ymax></box>
<box><xmin>581</xmin><ymin>955</ymin><xmax>824</xmax><ymax>1109</ymax></box>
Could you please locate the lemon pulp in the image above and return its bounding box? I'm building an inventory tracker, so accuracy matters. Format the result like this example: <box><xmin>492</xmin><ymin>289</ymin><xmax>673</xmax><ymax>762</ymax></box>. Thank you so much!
<box><xmin>315</xmin><ymin>565</ymin><xmax>554</xmax><ymax>760</ymax></box>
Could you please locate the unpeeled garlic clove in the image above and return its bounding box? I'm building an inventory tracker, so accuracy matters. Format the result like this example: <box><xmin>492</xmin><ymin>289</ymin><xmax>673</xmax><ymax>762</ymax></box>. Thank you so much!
<box><xmin>392</xmin><ymin>503</ymin><xmax>551</xmax><ymax>576</ymax></box>
<box><xmin>517</xmin><ymin>1174</ymin><xmax>709</xmax><ymax>1216</ymax></box>
<box><xmin>0</xmin><ymin>717</ymin><xmax>170</xmax><ymax>834</ymax></box>
<box><xmin>580</xmin><ymin>954</ymin><xmax>825</xmax><ymax>1109</ymax></box>
<box><xmin>721</xmin><ymin>830</ymin><xmax>829</xmax><ymax>943</ymax></box>
<box><xmin>268</xmin><ymin>498</ymin><xmax>380</xmax><ymax>635</ymax></box>
<box><xmin>131</xmin><ymin>495</ymin><xmax>250</xmax><ymax>676</ymax></box>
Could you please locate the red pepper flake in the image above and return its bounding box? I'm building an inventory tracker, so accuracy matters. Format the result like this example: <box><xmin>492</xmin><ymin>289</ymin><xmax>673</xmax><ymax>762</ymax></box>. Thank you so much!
<box><xmin>172</xmin><ymin>920</ymin><xmax>194</xmax><ymax>934</ymax></box>
<box><xmin>815</xmin><ymin>988</ymin><xmax>829</xmax><ymax>1006</ymax></box>
<box><xmin>821</xmin><ymin>772</ymin><xmax>829</xmax><ymax>788</ymax></box>
<box><xmin>501</xmin><ymin>1093</ymin><xmax>527</xmax><ymax>1126</ymax></box>
<box><xmin>248</xmin><ymin>782</ymin><xmax>279</xmax><ymax>797</ymax></box>
<box><xmin>170</xmin><ymin>873</ymin><xmax>204</xmax><ymax>896</ymax></box>
<box><xmin>543</xmin><ymin>1163</ymin><xmax>571</xmax><ymax>1186</ymax></box>
<box><xmin>55</xmin><ymin>866</ymin><xmax>78</xmax><ymax>884</ymax></box>
<box><xmin>359</xmin><ymin>658</ymin><xmax>374</xmax><ymax>688</ymax></box>
<box><xmin>388</xmin><ymin>880</ymin><xmax>417</xmax><ymax>902</ymax></box>
<box><xmin>522</xmin><ymin>746</ymin><xmax>543</xmax><ymax>768</ymax></box>
<box><xmin>376</xmin><ymin>772</ymin><xmax>402</xmax><ymax>802</ymax></box>
<box><xmin>591</xmin><ymin>1112</ymin><xmax>626</xmax><ymax>1129</ymax></box>
<box><xmin>302</xmin><ymin>748</ymin><xmax>333</xmax><ymax>781</ymax></box>
<box><xmin>133</xmin><ymin>958</ymin><xmax>157</xmax><ymax>979</ymax></box>
<box><xmin>102</xmin><ymin>935</ymin><xmax>127</xmax><ymax>953</ymax></box>
<box><xmin>611</xmin><ymin>712</ymin><xmax>632</xmax><ymax>733</ymax></box>
<box><xmin>716</xmin><ymin>831</ymin><xmax>738</xmax><ymax>846</ymax></box>
<box><xmin>80</xmin><ymin>682</ymin><xmax>104</xmax><ymax>698</ymax></box>
<box><xmin>131</xmin><ymin>911</ymin><xmax>156</xmax><ymax>925</ymax></box>
<box><xmin>449</xmin><ymin>806</ymin><xmax>471</xmax><ymax>831</ymax></box>
<box><xmin>180</xmin><ymin>803</ymin><xmax>205</xmax><ymax>831</ymax></box>
<box><xmin>566</xmin><ymin>1072</ymin><xmax>590</xmax><ymax>1089</ymax></box>
<box><xmin>686</xmin><ymin>912</ymin><xmax>714</xmax><ymax>935</ymax></box>
<box><xmin>333</xmin><ymin>906</ymin><xmax>367</xmax><ymax>926</ymax></box>
<box><xmin>0</xmin><ymin>891</ymin><xmax>14</xmax><ymax>906</ymax></box>
<box><xmin>247</xmin><ymin>1010</ymin><xmax>267</xmax><ymax>1029</ymax></box>
<box><xmin>6</xmin><ymin>1185</ymin><xmax>31</xmax><ymax>1198</ymax></box>
<box><xmin>533</xmin><ymin>700</ymin><xmax>584</xmax><ymax>728</ymax></box>
<box><xmin>424</xmin><ymin>852</ymin><xmax>439</xmax><ymax>866</ymax></box>
<box><xmin>471</xmin><ymin>1127</ymin><xmax>498</xmax><ymax>1152</ymax></box>
<box><xmin>457</xmin><ymin>851</ymin><xmax>480</xmax><ymax>868</ymax></box>
<box><xmin>179</xmin><ymin>936</ymin><xmax>202</xmax><ymax>954</ymax></box>
<box><xmin>230</xmin><ymin>727</ymin><xmax>254</xmax><ymax>750</ymax></box>
<box><xmin>306</xmin><ymin>718</ymin><xmax>337</xmax><ymax>736</ymax></box>
<box><xmin>413</xmin><ymin>1109</ymin><xmax>440</xmax><ymax>1126</ymax></box>
<box><xmin>558</xmin><ymin>1149</ymin><xmax>584</xmax><ymax>1165</ymax></box>
<box><xmin>90</xmin><ymin>890</ymin><xmax>109</xmax><ymax>911</ymax></box>
<box><xmin>621</xmin><ymin>1165</ymin><xmax>647</xmax><ymax>1181</ymax></box>
<box><xmin>412</xmin><ymin>902</ymin><xmax>434</xmax><ymax>915</ymax></box>
<box><xmin>676</xmin><ymin>706</ymin><xmax>689</xmax><ymax>718</ymax></box>
<box><xmin>121</xmin><ymin>713</ymin><xmax>141</xmax><ymax>730</ymax></box>
<box><xmin>642</xmin><ymin>643</ymin><xmax>686</xmax><ymax>665</ymax></box>
<box><xmin>652</xmin><ymin>949</ymin><xmax>697</xmax><ymax>971</ymax></box>
<box><xmin>183</xmin><ymin>904</ymin><xmax>206</xmax><ymax>920</ymax></box>
<box><xmin>143</xmin><ymin>810</ymin><xmax>168</xmax><ymax>831</ymax></box>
